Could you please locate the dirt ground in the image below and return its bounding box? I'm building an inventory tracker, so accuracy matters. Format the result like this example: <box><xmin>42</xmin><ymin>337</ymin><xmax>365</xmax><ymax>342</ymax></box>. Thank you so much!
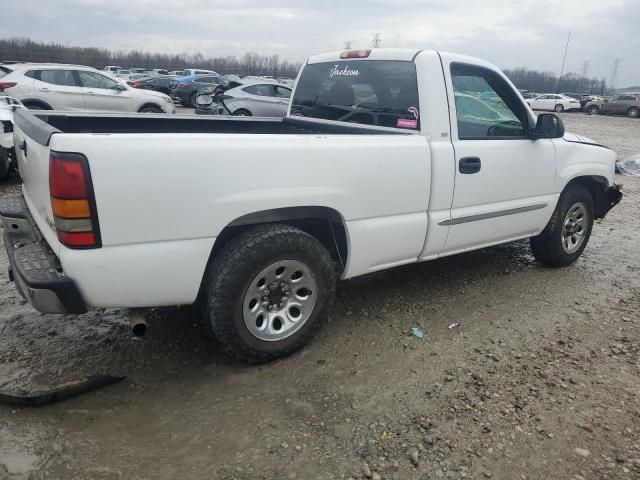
<box><xmin>0</xmin><ymin>113</ymin><xmax>639</xmax><ymax>480</ymax></box>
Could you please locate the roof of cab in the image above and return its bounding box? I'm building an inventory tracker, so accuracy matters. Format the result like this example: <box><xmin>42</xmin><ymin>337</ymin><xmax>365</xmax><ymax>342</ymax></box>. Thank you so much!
<box><xmin>307</xmin><ymin>48</ymin><xmax>426</xmax><ymax>64</ymax></box>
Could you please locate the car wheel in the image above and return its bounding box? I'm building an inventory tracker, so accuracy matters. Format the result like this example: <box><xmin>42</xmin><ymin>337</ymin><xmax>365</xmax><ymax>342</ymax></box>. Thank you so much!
<box><xmin>233</xmin><ymin>109</ymin><xmax>252</xmax><ymax>116</ymax></box>
<box><xmin>189</xmin><ymin>93</ymin><xmax>199</xmax><ymax>108</ymax></box>
<box><xmin>587</xmin><ymin>106</ymin><xmax>599</xmax><ymax>115</ymax></box>
<box><xmin>627</xmin><ymin>107</ymin><xmax>640</xmax><ymax>118</ymax></box>
<box><xmin>0</xmin><ymin>147</ymin><xmax>11</xmax><ymax>181</ymax></box>
<box><xmin>138</xmin><ymin>105</ymin><xmax>163</xmax><ymax>113</ymax></box>
<box><xmin>554</xmin><ymin>104</ymin><xmax>564</xmax><ymax>113</ymax></box>
<box><xmin>530</xmin><ymin>184</ymin><xmax>594</xmax><ymax>267</ymax></box>
<box><xmin>202</xmin><ymin>224</ymin><xmax>336</xmax><ymax>363</ymax></box>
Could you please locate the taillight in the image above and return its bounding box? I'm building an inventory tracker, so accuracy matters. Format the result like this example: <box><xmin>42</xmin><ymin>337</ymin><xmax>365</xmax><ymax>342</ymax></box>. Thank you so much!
<box><xmin>340</xmin><ymin>49</ymin><xmax>371</xmax><ymax>59</ymax></box>
<box><xmin>49</xmin><ymin>152</ymin><xmax>101</xmax><ymax>248</ymax></box>
<box><xmin>131</xmin><ymin>82</ymin><xmax>141</xmax><ymax>88</ymax></box>
<box><xmin>178</xmin><ymin>82</ymin><xmax>188</xmax><ymax>89</ymax></box>
<box><xmin>0</xmin><ymin>82</ymin><xmax>17</xmax><ymax>91</ymax></box>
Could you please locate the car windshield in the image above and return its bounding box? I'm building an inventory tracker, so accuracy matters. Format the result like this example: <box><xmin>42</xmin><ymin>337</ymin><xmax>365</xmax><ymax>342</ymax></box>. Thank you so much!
<box><xmin>291</xmin><ymin>60</ymin><xmax>420</xmax><ymax>130</ymax></box>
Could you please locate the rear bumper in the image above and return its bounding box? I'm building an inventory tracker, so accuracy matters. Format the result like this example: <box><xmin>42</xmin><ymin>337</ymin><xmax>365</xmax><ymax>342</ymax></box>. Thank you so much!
<box><xmin>1</xmin><ymin>193</ymin><xmax>87</xmax><ymax>314</ymax></box>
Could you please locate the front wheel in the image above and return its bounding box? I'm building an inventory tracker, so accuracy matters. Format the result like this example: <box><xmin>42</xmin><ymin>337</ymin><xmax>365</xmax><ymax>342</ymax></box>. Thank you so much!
<box><xmin>627</xmin><ymin>107</ymin><xmax>640</xmax><ymax>118</ymax></box>
<box><xmin>554</xmin><ymin>104</ymin><xmax>564</xmax><ymax>113</ymax></box>
<box><xmin>0</xmin><ymin>147</ymin><xmax>10</xmax><ymax>181</ymax></box>
<box><xmin>233</xmin><ymin>109</ymin><xmax>252</xmax><ymax>116</ymax></box>
<box><xmin>587</xmin><ymin>106</ymin><xmax>599</xmax><ymax>115</ymax></box>
<box><xmin>530</xmin><ymin>185</ymin><xmax>594</xmax><ymax>267</ymax></box>
<box><xmin>202</xmin><ymin>224</ymin><xmax>336</xmax><ymax>363</ymax></box>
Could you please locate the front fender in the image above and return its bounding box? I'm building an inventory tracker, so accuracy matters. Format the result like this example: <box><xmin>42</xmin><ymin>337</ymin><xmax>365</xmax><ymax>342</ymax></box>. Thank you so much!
<box><xmin>553</xmin><ymin>136</ymin><xmax>616</xmax><ymax>189</ymax></box>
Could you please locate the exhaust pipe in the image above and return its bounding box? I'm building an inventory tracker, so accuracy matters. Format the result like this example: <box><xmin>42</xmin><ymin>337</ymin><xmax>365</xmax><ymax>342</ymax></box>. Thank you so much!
<box><xmin>128</xmin><ymin>308</ymin><xmax>148</xmax><ymax>337</ymax></box>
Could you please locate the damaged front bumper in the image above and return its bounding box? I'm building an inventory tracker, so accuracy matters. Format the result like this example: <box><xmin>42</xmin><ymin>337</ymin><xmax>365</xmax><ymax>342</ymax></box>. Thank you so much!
<box><xmin>0</xmin><ymin>193</ymin><xmax>87</xmax><ymax>314</ymax></box>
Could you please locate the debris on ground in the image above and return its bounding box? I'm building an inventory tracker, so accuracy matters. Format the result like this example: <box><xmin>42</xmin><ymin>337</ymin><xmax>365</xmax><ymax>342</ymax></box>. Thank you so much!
<box><xmin>410</xmin><ymin>327</ymin><xmax>424</xmax><ymax>339</ymax></box>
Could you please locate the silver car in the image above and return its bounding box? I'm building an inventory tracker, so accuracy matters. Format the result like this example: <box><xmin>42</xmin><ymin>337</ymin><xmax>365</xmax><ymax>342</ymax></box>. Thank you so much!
<box><xmin>213</xmin><ymin>82</ymin><xmax>292</xmax><ymax>117</ymax></box>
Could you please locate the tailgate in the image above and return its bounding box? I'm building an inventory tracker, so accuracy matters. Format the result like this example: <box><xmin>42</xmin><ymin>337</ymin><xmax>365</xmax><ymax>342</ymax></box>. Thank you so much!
<box><xmin>12</xmin><ymin>108</ymin><xmax>62</xmax><ymax>250</ymax></box>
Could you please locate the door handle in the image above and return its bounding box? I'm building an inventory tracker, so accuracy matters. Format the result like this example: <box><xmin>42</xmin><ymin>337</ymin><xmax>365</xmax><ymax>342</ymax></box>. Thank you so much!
<box><xmin>39</xmin><ymin>87</ymin><xmax>50</xmax><ymax>92</ymax></box>
<box><xmin>459</xmin><ymin>156</ymin><xmax>481</xmax><ymax>174</ymax></box>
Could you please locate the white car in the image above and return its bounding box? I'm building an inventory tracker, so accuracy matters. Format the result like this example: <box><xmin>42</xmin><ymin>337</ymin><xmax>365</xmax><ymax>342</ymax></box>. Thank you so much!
<box><xmin>527</xmin><ymin>94</ymin><xmax>581</xmax><ymax>112</ymax></box>
<box><xmin>0</xmin><ymin>96</ymin><xmax>24</xmax><ymax>180</ymax></box>
<box><xmin>103</xmin><ymin>65</ymin><xmax>122</xmax><ymax>73</ymax></box>
<box><xmin>0</xmin><ymin>63</ymin><xmax>175</xmax><ymax>113</ymax></box>
<box><xmin>183</xmin><ymin>68</ymin><xmax>218</xmax><ymax>76</ymax></box>
<box><xmin>197</xmin><ymin>82</ymin><xmax>292</xmax><ymax>117</ymax></box>
<box><xmin>1</xmin><ymin>48</ymin><xmax>621</xmax><ymax>364</ymax></box>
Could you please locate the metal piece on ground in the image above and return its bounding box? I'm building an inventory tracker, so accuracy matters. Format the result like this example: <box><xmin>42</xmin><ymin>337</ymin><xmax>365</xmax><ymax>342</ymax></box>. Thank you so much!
<box><xmin>0</xmin><ymin>375</ymin><xmax>125</xmax><ymax>407</ymax></box>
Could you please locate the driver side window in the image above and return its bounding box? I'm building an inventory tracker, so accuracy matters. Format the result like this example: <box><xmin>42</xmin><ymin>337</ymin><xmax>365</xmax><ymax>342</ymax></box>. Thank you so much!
<box><xmin>451</xmin><ymin>63</ymin><xmax>526</xmax><ymax>140</ymax></box>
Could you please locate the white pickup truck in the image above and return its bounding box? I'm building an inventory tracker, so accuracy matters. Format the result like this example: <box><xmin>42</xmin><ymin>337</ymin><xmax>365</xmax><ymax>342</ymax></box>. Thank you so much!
<box><xmin>1</xmin><ymin>49</ymin><xmax>622</xmax><ymax>363</ymax></box>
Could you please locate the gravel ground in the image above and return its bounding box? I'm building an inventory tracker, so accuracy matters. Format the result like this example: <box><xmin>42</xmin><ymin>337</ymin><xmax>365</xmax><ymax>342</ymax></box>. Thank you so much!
<box><xmin>0</xmin><ymin>113</ymin><xmax>639</xmax><ymax>480</ymax></box>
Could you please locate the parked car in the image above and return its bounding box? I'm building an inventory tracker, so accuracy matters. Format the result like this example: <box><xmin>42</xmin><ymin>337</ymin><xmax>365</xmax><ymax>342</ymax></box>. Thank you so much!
<box><xmin>183</xmin><ymin>68</ymin><xmax>219</xmax><ymax>76</ymax></box>
<box><xmin>1</xmin><ymin>48</ymin><xmax>622</xmax><ymax>364</ymax></box>
<box><xmin>0</xmin><ymin>96</ymin><xmax>24</xmax><ymax>180</ymax></box>
<box><xmin>151</xmin><ymin>69</ymin><xmax>169</xmax><ymax>76</ymax></box>
<box><xmin>103</xmin><ymin>65</ymin><xmax>122</xmax><ymax>73</ymax></box>
<box><xmin>124</xmin><ymin>73</ymin><xmax>151</xmax><ymax>83</ymax></box>
<box><xmin>130</xmin><ymin>75</ymin><xmax>175</xmax><ymax>95</ymax></box>
<box><xmin>584</xmin><ymin>95</ymin><xmax>640</xmax><ymax>118</ymax></box>
<box><xmin>0</xmin><ymin>63</ymin><xmax>176</xmax><ymax>113</ymax></box>
<box><xmin>527</xmin><ymin>94</ymin><xmax>581</xmax><ymax>112</ymax></box>
<box><xmin>115</xmin><ymin>69</ymin><xmax>131</xmax><ymax>78</ymax></box>
<box><xmin>562</xmin><ymin>93</ymin><xmax>593</xmax><ymax>110</ymax></box>
<box><xmin>170</xmin><ymin>74</ymin><xmax>222</xmax><ymax>106</ymax></box>
<box><xmin>169</xmin><ymin>70</ymin><xmax>185</xmax><ymax>76</ymax></box>
<box><xmin>196</xmin><ymin>82</ymin><xmax>292</xmax><ymax>116</ymax></box>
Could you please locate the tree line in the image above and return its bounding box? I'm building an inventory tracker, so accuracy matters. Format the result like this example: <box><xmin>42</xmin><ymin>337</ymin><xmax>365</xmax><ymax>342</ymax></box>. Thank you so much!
<box><xmin>0</xmin><ymin>37</ymin><xmax>302</xmax><ymax>78</ymax></box>
<box><xmin>503</xmin><ymin>67</ymin><xmax>609</xmax><ymax>95</ymax></box>
<box><xmin>0</xmin><ymin>37</ymin><xmax>612</xmax><ymax>93</ymax></box>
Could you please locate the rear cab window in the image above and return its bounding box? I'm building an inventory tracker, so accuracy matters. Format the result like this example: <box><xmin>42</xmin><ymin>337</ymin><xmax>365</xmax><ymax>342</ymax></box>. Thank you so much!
<box><xmin>291</xmin><ymin>60</ymin><xmax>420</xmax><ymax>130</ymax></box>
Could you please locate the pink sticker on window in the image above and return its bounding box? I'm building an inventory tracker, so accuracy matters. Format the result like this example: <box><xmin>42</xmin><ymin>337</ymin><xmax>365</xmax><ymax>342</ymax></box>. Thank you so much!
<box><xmin>397</xmin><ymin>118</ymin><xmax>418</xmax><ymax>129</ymax></box>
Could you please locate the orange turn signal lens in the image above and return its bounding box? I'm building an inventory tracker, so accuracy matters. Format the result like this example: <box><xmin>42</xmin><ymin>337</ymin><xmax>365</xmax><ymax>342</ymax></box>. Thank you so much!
<box><xmin>51</xmin><ymin>197</ymin><xmax>91</xmax><ymax>218</ymax></box>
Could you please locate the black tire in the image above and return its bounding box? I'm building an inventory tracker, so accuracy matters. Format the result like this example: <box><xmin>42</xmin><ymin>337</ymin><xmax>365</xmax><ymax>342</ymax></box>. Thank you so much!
<box><xmin>233</xmin><ymin>109</ymin><xmax>252</xmax><ymax>116</ymax></box>
<box><xmin>202</xmin><ymin>224</ymin><xmax>336</xmax><ymax>363</ymax></box>
<box><xmin>627</xmin><ymin>107</ymin><xmax>640</xmax><ymax>118</ymax></box>
<box><xmin>554</xmin><ymin>104</ymin><xmax>564</xmax><ymax>113</ymax></box>
<box><xmin>189</xmin><ymin>92</ymin><xmax>198</xmax><ymax>108</ymax></box>
<box><xmin>587</xmin><ymin>106</ymin><xmax>599</xmax><ymax>115</ymax></box>
<box><xmin>0</xmin><ymin>147</ymin><xmax>10</xmax><ymax>181</ymax></box>
<box><xmin>530</xmin><ymin>184</ymin><xmax>594</xmax><ymax>267</ymax></box>
<box><xmin>138</xmin><ymin>105</ymin><xmax>163</xmax><ymax>113</ymax></box>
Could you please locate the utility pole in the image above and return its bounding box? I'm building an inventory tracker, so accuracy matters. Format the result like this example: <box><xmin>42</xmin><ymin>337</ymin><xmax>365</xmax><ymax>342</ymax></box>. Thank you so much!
<box><xmin>344</xmin><ymin>41</ymin><xmax>352</xmax><ymax>50</ymax></box>
<box><xmin>372</xmin><ymin>33</ymin><xmax>382</xmax><ymax>48</ymax></box>
<box><xmin>609</xmin><ymin>58</ymin><xmax>621</xmax><ymax>94</ymax></box>
<box><xmin>556</xmin><ymin>31</ymin><xmax>571</xmax><ymax>94</ymax></box>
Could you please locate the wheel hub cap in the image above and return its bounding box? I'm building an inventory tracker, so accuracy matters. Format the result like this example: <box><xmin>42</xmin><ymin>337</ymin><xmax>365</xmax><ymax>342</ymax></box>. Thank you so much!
<box><xmin>561</xmin><ymin>202</ymin><xmax>587</xmax><ymax>254</ymax></box>
<box><xmin>243</xmin><ymin>260</ymin><xmax>318</xmax><ymax>342</ymax></box>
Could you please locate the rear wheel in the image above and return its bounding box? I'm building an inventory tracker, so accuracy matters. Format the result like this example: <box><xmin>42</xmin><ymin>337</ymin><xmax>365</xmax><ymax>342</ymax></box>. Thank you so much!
<box><xmin>233</xmin><ymin>109</ymin><xmax>252</xmax><ymax>116</ymax></box>
<box><xmin>587</xmin><ymin>105</ymin><xmax>599</xmax><ymax>115</ymax></box>
<box><xmin>554</xmin><ymin>104</ymin><xmax>564</xmax><ymax>113</ymax></box>
<box><xmin>530</xmin><ymin>184</ymin><xmax>594</xmax><ymax>267</ymax></box>
<box><xmin>189</xmin><ymin>92</ymin><xmax>198</xmax><ymax>108</ymax></box>
<box><xmin>138</xmin><ymin>105</ymin><xmax>163</xmax><ymax>113</ymax></box>
<box><xmin>627</xmin><ymin>107</ymin><xmax>640</xmax><ymax>118</ymax></box>
<box><xmin>202</xmin><ymin>224</ymin><xmax>336</xmax><ymax>363</ymax></box>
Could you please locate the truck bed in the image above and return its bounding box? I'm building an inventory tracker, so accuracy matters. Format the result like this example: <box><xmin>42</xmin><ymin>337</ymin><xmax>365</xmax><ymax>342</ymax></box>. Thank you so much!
<box><xmin>16</xmin><ymin>110</ymin><xmax>409</xmax><ymax>146</ymax></box>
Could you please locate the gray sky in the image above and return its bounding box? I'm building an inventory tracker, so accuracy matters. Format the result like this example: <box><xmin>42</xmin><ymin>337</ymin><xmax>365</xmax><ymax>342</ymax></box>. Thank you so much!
<box><xmin>4</xmin><ymin>0</ymin><xmax>639</xmax><ymax>87</ymax></box>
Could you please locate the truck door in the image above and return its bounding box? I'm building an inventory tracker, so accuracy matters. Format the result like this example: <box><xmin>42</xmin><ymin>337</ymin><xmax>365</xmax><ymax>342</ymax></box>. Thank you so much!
<box><xmin>438</xmin><ymin>56</ymin><xmax>558</xmax><ymax>254</ymax></box>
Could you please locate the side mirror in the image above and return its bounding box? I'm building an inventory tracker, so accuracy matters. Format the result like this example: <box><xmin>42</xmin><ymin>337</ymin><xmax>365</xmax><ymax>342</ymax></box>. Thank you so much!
<box><xmin>530</xmin><ymin>113</ymin><xmax>565</xmax><ymax>139</ymax></box>
<box><xmin>111</xmin><ymin>84</ymin><xmax>127</xmax><ymax>92</ymax></box>
<box><xmin>603</xmin><ymin>99</ymin><xmax>609</xmax><ymax>103</ymax></box>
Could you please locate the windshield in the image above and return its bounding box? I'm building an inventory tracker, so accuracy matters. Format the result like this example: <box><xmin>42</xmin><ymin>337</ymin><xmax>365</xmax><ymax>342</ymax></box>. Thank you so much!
<box><xmin>291</xmin><ymin>60</ymin><xmax>420</xmax><ymax>130</ymax></box>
